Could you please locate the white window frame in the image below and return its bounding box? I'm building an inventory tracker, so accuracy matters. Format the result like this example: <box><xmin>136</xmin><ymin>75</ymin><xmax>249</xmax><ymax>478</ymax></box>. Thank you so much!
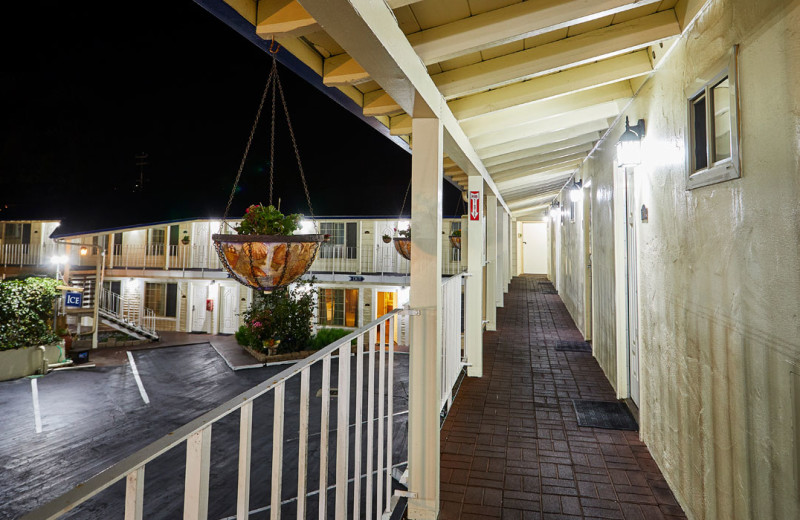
<box><xmin>686</xmin><ymin>45</ymin><xmax>741</xmax><ymax>190</ymax></box>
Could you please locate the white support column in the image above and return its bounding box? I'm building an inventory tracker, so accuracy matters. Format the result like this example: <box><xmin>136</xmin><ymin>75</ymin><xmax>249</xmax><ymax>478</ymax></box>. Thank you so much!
<box><xmin>501</xmin><ymin>211</ymin><xmax>509</xmax><ymax>297</ymax></box>
<box><xmin>485</xmin><ymin>194</ymin><xmax>498</xmax><ymax>331</ymax></box>
<box><xmin>495</xmin><ymin>205</ymin><xmax>504</xmax><ymax>307</ymax></box>
<box><xmin>408</xmin><ymin>115</ymin><xmax>443</xmax><ymax>520</ymax></box>
<box><xmin>465</xmin><ymin>177</ymin><xmax>484</xmax><ymax>377</ymax></box>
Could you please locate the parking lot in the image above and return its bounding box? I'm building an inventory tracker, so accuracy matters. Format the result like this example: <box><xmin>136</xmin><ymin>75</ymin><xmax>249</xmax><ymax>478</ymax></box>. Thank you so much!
<box><xmin>0</xmin><ymin>343</ymin><xmax>409</xmax><ymax>519</ymax></box>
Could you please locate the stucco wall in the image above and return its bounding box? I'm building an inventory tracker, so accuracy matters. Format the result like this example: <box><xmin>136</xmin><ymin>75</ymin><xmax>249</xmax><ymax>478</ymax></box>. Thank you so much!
<box><xmin>554</xmin><ymin>0</ymin><xmax>800</xmax><ymax>518</ymax></box>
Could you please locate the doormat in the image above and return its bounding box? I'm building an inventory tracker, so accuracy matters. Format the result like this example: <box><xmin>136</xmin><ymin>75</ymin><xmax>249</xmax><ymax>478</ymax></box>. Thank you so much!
<box><xmin>572</xmin><ymin>400</ymin><xmax>638</xmax><ymax>431</ymax></box>
<box><xmin>556</xmin><ymin>340</ymin><xmax>592</xmax><ymax>353</ymax></box>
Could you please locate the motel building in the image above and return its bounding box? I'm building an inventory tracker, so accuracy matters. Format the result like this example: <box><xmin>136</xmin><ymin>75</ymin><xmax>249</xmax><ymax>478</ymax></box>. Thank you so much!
<box><xmin>5</xmin><ymin>0</ymin><xmax>800</xmax><ymax>518</ymax></box>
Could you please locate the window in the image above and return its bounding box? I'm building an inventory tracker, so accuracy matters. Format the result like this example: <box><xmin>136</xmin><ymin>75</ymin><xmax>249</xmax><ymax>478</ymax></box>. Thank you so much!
<box><xmin>450</xmin><ymin>221</ymin><xmax>461</xmax><ymax>262</ymax></box>
<box><xmin>686</xmin><ymin>46</ymin><xmax>740</xmax><ymax>189</ymax></box>
<box><xmin>144</xmin><ymin>282</ymin><xmax>177</xmax><ymax>317</ymax></box>
<box><xmin>317</xmin><ymin>288</ymin><xmax>358</xmax><ymax>327</ymax></box>
<box><xmin>147</xmin><ymin>228</ymin><xmax>165</xmax><ymax>255</ymax></box>
<box><xmin>319</xmin><ymin>222</ymin><xmax>358</xmax><ymax>259</ymax></box>
<box><xmin>168</xmin><ymin>225</ymin><xmax>180</xmax><ymax>256</ymax></box>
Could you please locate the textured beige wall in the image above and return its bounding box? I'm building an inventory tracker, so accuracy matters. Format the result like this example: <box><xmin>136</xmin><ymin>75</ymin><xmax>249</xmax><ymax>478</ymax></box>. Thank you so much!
<box><xmin>555</xmin><ymin>0</ymin><xmax>800</xmax><ymax>518</ymax></box>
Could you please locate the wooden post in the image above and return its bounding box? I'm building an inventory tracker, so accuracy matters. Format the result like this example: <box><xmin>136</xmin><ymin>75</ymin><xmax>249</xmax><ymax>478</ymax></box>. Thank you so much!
<box><xmin>466</xmin><ymin>176</ymin><xmax>484</xmax><ymax>377</ymax></box>
<box><xmin>485</xmin><ymin>195</ymin><xmax>498</xmax><ymax>331</ymax></box>
<box><xmin>407</xmin><ymin>115</ymin><xmax>442</xmax><ymax>520</ymax></box>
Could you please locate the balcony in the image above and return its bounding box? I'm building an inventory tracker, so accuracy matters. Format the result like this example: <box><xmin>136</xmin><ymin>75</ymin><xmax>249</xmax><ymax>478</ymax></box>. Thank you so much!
<box><xmin>2</xmin><ymin>241</ymin><xmax>465</xmax><ymax>279</ymax></box>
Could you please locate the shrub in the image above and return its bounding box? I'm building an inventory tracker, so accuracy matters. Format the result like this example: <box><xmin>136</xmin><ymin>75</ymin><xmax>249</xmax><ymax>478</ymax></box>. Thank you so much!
<box><xmin>241</xmin><ymin>279</ymin><xmax>317</xmax><ymax>354</ymax></box>
<box><xmin>310</xmin><ymin>328</ymin><xmax>353</xmax><ymax>350</ymax></box>
<box><xmin>0</xmin><ymin>277</ymin><xmax>60</xmax><ymax>350</ymax></box>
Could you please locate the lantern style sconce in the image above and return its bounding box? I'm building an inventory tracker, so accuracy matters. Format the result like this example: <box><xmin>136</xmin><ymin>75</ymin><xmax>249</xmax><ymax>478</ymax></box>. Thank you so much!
<box><xmin>569</xmin><ymin>179</ymin><xmax>584</xmax><ymax>202</ymax></box>
<box><xmin>616</xmin><ymin>116</ymin><xmax>646</xmax><ymax>167</ymax></box>
<box><xmin>549</xmin><ymin>201</ymin><xmax>561</xmax><ymax>219</ymax></box>
<box><xmin>80</xmin><ymin>246</ymin><xmax>89</xmax><ymax>256</ymax></box>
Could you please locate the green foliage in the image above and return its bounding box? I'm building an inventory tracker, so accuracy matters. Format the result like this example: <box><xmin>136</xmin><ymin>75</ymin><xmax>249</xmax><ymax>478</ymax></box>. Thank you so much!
<box><xmin>235</xmin><ymin>204</ymin><xmax>302</xmax><ymax>236</ymax></box>
<box><xmin>395</xmin><ymin>226</ymin><xmax>411</xmax><ymax>238</ymax></box>
<box><xmin>239</xmin><ymin>279</ymin><xmax>317</xmax><ymax>354</ymax></box>
<box><xmin>450</xmin><ymin>229</ymin><xmax>461</xmax><ymax>237</ymax></box>
<box><xmin>310</xmin><ymin>328</ymin><xmax>353</xmax><ymax>350</ymax></box>
<box><xmin>0</xmin><ymin>277</ymin><xmax>60</xmax><ymax>350</ymax></box>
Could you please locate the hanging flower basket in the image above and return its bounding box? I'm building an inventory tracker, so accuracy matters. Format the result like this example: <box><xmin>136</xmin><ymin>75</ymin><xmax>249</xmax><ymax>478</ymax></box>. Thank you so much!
<box><xmin>213</xmin><ymin>233</ymin><xmax>326</xmax><ymax>291</ymax></box>
<box><xmin>449</xmin><ymin>235</ymin><xmax>461</xmax><ymax>249</ymax></box>
<box><xmin>382</xmin><ymin>235</ymin><xmax>392</xmax><ymax>244</ymax></box>
<box><xmin>393</xmin><ymin>237</ymin><xmax>411</xmax><ymax>260</ymax></box>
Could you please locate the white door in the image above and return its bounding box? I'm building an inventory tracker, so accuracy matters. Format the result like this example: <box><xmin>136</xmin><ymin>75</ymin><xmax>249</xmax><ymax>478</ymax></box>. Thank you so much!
<box><xmin>192</xmin><ymin>222</ymin><xmax>210</xmax><ymax>268</ymax></box>
<box><xmin>626</xmin><ymin>169</ymin><xmax>640</xmax><ymax>406</ymax></box>
<box><xmin>219</xmin><ymin>285</ymin><xmax>238</xmax><ymax>334</ymax></box>
<box><xmin>191</xmin><ymin>284</ymin><xmax>209</xmax><ymax>333</ymax></box>
<box><xmin>522</xmin><ymin>222</ymin><xmax>548</xmax><ymax>273</ymax></box>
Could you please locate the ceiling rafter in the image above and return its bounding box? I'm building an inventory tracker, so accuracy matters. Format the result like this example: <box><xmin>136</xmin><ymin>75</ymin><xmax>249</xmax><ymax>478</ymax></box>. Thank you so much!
<box><xmin>433</xmin><ymin>10</ymin><xmax>680</xmax><ymax>99</ymax></box>
<box><xmin>407</xmin><ymin>0</ymin><xmax>663</xmax><ymax>66</ymax></box>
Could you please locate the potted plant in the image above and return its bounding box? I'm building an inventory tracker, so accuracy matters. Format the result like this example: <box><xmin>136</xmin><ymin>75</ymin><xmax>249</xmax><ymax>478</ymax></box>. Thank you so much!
<box><xmin>212</xmin><ymin>204</ymin><xmax>327</xmax><ymax>291</ymax></box>
<box><xmin>449</xmin><ymin>229</ymin><xmax>462</xmax><ymax>249</ymax></box>
<box><xmin>393</xmin><ymin>227</ymin><xmax>411</xmax><ymax>260</ymax></box>
<box><xmin>382</xmin><ymin>233</ymin><xmax>392</xmax><ymax>244</ymax></box>
<box><xmin>181</xmin><ymin>231</ymin><xmax>190</xmax><ymax>245</ymax></box>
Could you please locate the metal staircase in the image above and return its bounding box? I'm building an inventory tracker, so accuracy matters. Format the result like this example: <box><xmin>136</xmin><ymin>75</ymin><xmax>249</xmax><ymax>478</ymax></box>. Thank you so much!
<box><xmin>98</xmin><ymin>287</ymin><xmax>159</xmax><ymax>341</ymax></box>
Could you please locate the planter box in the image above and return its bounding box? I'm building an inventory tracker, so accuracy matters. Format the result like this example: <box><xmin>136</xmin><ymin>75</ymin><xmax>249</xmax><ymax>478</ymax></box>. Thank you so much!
<box><xmin>0</xmin><ymin>341</ymin><xmax>65</xmax><ymax>382</ymax></box>
<box><xmin>241</xmin><ymin>344</ymin><xmax>318</xmax><ymax>364</ymax></box>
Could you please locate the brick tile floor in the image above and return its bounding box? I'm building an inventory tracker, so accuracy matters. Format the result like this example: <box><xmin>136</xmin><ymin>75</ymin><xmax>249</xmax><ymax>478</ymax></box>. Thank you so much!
<box><xmin>439</xmin><ymin>275</ymin><xmax>685</xmax><ymax>520</ymax></box>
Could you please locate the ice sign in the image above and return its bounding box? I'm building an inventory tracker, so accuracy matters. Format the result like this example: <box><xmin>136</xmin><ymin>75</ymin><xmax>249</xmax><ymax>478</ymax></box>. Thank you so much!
<box><xmin>65</xmin><ymin>292</ymin><xmax>83</xmax><ymax>308</ymax></box>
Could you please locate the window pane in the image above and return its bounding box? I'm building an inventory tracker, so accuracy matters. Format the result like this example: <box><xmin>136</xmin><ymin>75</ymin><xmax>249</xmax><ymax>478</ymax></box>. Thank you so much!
<box><xmin>692</xmin><ymin>94</ymin><xmax>708</xmax><ymax>171</ymax></box>
<box><xmin>346</xmin><ymin>222</ymin><xmax>357</xmax><ymax>259</ymax></box>
<box><xmin>165</xmin><ymin>283</ymin><xmax>178</xmax><ymax>318</ymax></box>
<box><xmin>344</xmin><ymin>289</ymin><xmax>358</xmax><ymax>327</ymax></box>
<box><xmin>145</xmin><ymin>283</ymin><xmax>166</xmax><ymax>316</ymax></box>
<box><xmin>712</xmin><ymin>77</ymin><xmax>731</xmax><ymax>162</ymax></box>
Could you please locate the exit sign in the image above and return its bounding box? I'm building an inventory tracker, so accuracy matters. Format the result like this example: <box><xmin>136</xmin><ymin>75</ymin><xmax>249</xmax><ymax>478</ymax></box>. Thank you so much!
<box><xmin>65</xmin><ymin>292</ymin><xmax>83</xmax><ymax>308</ymax></box>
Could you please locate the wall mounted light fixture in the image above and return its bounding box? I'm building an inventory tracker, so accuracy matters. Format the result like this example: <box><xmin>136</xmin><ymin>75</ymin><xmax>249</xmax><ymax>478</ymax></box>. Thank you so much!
<box><xmin>616</xmin><ymin>116</ymin><xmax>646</xmax><ymax>167</ymax></box>
<box><xmin>569</xmin><ymin>180</ymin><xmax>584</xmax><ymax>202</ymax></box>
<box><xmin>549</xmin><ymin>201</ymin><xmax>561</xmax><ymax>219</ymax></box>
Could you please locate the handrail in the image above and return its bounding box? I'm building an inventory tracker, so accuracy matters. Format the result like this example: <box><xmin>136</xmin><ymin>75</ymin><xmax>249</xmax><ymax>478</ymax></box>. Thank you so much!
<box><xmin>22</xmin><ymin>307</ymin><xmax>406</xmax><ymax>519</ymax></box>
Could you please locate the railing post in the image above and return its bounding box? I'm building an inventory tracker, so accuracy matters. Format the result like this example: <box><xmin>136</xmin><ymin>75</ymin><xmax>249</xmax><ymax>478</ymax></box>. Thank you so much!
<box><xmin>335</xmin><ymin>343</ymin><xmax>351</xmax><ymax>519</ymax></box>
<box><xmin>184</xmin><ymin>426</ymin><xmax>212</xmax><ymax>520</ymax></box>
<box><xmin>237</xmin><ymin>402</ymin><xmax>252</xmax><ymax>520</ymax></box>
<box><xmin>407</xmin><ymin>114</ymin><xmax>442</xmax><ymax>520</ymax></box>
<box><xmin>124</xmin><ymin>466</ymin><xmax>145</xmax><ymax>520</ymax></box>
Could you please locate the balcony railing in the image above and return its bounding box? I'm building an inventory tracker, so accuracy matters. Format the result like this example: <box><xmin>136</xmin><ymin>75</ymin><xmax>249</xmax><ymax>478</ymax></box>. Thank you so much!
<box><xmin>23</xmin><ymin>277</ymin><xmax>467</xmax><ymax>519</ymax></box>
<box><xmin>23</xmin><ymin>309</ymin><xmax>409</xmax><ymax>519</ymax></box>
<box><xmin>1</xmin><ymin>241</ymin><xmax>465</xmax><ymax>277</ymax></box>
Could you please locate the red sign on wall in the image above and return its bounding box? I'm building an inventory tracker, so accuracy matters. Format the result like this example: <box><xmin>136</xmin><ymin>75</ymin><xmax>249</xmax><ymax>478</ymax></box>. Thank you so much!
<box><xmin>469</xmin><ymin>191</ymin><xmax>480</xmax><ymax>221</ymax></box>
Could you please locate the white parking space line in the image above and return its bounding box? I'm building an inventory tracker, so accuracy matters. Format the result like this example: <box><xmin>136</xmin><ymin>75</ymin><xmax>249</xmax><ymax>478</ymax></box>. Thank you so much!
<box><xmin>127</xmin><ymin>351</ymin><xmax>150</xmax><ymax>405</ymax></box>
<box><xmin>31</xmin><ymin>378</ymin><xmax>42</xmax><ymax>434</ymax></box>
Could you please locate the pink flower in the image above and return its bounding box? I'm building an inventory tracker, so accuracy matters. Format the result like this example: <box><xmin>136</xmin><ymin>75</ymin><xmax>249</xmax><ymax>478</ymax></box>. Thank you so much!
<box><xmin>252</xmin><ymin>321</ymin><xmax>262</xmax><ymax>328</ymax></box>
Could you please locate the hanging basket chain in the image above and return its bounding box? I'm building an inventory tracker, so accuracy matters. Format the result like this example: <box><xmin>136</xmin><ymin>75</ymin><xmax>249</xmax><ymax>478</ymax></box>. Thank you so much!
<box><xmin>220</xmin><ymin>64</ymin><xmax>277</xmax><ymax>233</ymax></box>
<box><xmin>399</xmin><ymin>177</ymin><xmax>411</xmax><ymax>221</ymax></box>
<box><xmin>275</xmin><ymin>63</ymin><xmax>317</xmax><ymax>232</ymax></box>
<box><xmin>269</xmin><ymin>58</ymin><xmax>278</xmax><ymax>207</ymax></box>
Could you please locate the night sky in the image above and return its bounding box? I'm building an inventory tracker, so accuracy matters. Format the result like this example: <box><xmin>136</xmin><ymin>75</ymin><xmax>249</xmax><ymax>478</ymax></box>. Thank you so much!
<box><xmin>1</xmin><ymin>1</ymin><xmax>463</xmax><ymax>232</ymax></box>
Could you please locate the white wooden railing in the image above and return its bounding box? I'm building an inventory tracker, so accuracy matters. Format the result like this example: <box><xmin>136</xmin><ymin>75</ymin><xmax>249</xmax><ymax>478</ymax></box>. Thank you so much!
<box><xmin>98</xmin><ymin>288</ymin><xmax>158</xmax><ymax>337</ymax></box>
<box><xmin>1</xmin><ymin>241</ymin><xmax>464</xmax><ymax>276</ymax></box>
<box><xmin>22</xmin><ymin>309</ymin><xmax>408</xmax><ymax>520</ymax></box>
<box><xmin>441</xmin><ymin>274</ymin><xmax>466</xmax><ymax>411</ymax></box>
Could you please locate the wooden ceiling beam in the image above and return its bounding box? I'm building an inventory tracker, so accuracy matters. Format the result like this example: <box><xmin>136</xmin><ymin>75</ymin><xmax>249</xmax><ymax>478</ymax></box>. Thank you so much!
<box><xmin>461</xmin><ymin>82</ymin><xmax>631</xmax><ymax>138</ymax></box>
<box><xmin>483</xmin><ymin>134</ymin><xmax>601</xmax><ymax>168</ymax></box>
<box><xmin>408</xmin><ymin>0</ymin><xmax>662</xmax><ymax>66</ymax></box>
<box><xmin>470</xmin><ymin>101</ymin><xmax>623</xmax><ymax>150</ymax></box>
<box><xmin>323</xmin><ymin>54</ymin><xmax>371</xmax><ymax>86</ymax></box>
<box><xmin>477</xmin><ymin>121</ymin><xmax>609</xmax><ymax>159</ymax></box>
<box><xmin>450</xmin><ymin>52</ymin><xmax>650</xmax><ymax>121</ymax></box>
<box><xmin>363</xmin><ymin>90</ymin><xmax>402</xmax><ymax>116</ymax></box>
<box><xmin>256</xmin><ymin>0</ymin><xmax>318</xmax><ymax>37</ymax></box>
<box><xmin>433</xmin><ymin>10</ymin><xmax>680</xmax><ymax>99</ymax></box>
<box><xmin>489</xmin><ymin>145</ymin><xmax>594</xmax><ymax>176</ymax></box>
<box><xmin>389</xmin><ymin>113</ymin><xmax>412</xmax><ymax>136</ymax></box>
<box><xmin>493</xmin><ymin>156</ymin><xmax>587</xmax><ymax>184</ymax></box>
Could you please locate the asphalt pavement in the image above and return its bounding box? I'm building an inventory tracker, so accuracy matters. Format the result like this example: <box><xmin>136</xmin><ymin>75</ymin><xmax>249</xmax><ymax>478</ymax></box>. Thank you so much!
<box><xmin>0</xmin><ymin>342</ymin><xmax>409</xmax><ymax>519</ymax></box>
